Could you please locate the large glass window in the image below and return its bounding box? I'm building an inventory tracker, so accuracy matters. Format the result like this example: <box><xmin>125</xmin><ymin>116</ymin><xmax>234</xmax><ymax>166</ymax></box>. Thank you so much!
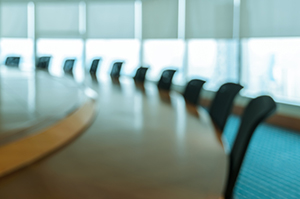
<box><xmin>2</xmin><ymin>0</ymin><xmax>300</xmax><ymax>107</ymax></box>
<box><xmin>187</xmin><ymin>39</ymin><xmax>239</xmax><ymax>91</ymax></box>
<box><xmin>143</xmin><ymin>39</ymin><xmax>185</xmax><ymax>85</ymax></box>
<box><xmin>86</xmin><ymin>39</ymin><xmax>140</xmax><ymax>78</ymax></box>
<box><xmin>241</xmin><ymin>38</ymin><xmax>300</xmax><ymax>105</ymax></box>
<box><xmin>37</xmin><ymin>39</ymin><xmax>84</xmax><ymax>81</ymax></box>
<box><xmin>0</xmin><ymin>38</ymin><xmax>34</xmax><ymax>70</ymax></box>
<box><xmin>0</xmin><ymin>2</ymin><xmax>33</xmax><ymax>71</ymax></box>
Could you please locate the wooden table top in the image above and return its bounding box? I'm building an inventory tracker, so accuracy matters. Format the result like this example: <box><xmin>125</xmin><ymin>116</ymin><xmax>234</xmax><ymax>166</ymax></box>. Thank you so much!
<box><xmin>0</xmin><ymin>77</ymin><xmax>228</xmax><ymax>199</ymax></box>
<box><xmin>0</xmin><ymin>67</ymin><xmax>85</xmax><ymax>136</ymax></box>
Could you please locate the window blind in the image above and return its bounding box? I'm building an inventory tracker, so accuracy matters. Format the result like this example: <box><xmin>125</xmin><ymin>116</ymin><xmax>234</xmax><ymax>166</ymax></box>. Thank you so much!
<box><xmin>186</xmin><ymin>0</ymin><xmax>233</xmax><ymax>39</ymax></box>
<box><xmin>87</xmin><ymin>1</ymin><xmax>135</xmax><ymax>39</ymax></box>
<box><xmin>1</xmin><ymin>3</ymin><xmax>28</xmax><ymax>38</ymax></box>
<box><xmin>142</xmin><ymin>0</ymin><xmax>179</xmax><ymax>39</ymax></box>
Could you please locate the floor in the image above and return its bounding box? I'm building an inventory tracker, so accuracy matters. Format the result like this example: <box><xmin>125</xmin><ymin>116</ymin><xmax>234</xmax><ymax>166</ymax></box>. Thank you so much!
<box><xmin>223</xmin><ymin>115</ymin><xmax>300</xmax><ymax>199</ymax></box>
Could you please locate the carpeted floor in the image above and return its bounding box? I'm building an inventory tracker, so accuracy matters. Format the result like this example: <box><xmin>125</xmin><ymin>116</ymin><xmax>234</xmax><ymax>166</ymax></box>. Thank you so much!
<box><xmin>223</xmin><ymin>115</ymin><xmax>300</xmax><ymax>199</ymax></box>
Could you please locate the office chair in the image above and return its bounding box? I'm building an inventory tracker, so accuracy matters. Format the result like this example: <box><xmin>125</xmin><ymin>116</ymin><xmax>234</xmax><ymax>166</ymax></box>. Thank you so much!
<box><xmin>5</xmin><ymin>56</ymin><xmax>21</xmax><ymax>67</ymax></box>
<box><xmin>63</xmin><ymin>59</ymin><xmax>76</xmax><ymax>76</ymax></box>
<box><xmin>157</xmin><ymin>69</ymin><xmax>177</xmax><ymax>91</ymax></box>
<box><xmin>89</xmin><ymin>59</ymin><xmax>101</xmax><ymax>76</ymax></box>
<box><xmin>209</xmin><ymin>83</ymin><xmax>243</xmax><ymax>132</ymax></box>
<box><xmin>224</xmin><ymin>95</ymin><xmax>276</xmax><ymax>199</ymax></box>
<box><xmin>110</xmin><ymin>62</ymin><xmax>124</xmax><ymax>78</ymax></box>
<box><xmin>133</xmin><ymin>67</ymin><xmax>149</xmax><ymax>82</ymax></box>
<box><xmin>183</xmin><ymin>79</ymin><xmax>206</xmax><ymax>105</ymax></box>
<box><xmin>36</xmin><ymin>56</ymin><xmax>51</xmax><ymax>71</ymax></box>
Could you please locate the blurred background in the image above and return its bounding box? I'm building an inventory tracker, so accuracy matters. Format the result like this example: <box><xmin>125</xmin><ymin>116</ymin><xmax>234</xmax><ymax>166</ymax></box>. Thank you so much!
<box><xmin>1</xmin><ymin>0</ymin><xmax>300</xmax><ymax>106</ymax></box>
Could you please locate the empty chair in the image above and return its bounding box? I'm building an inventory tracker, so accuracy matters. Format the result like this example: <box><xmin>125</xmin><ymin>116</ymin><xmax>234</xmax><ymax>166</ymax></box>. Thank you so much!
<box><xmin>209</xmin><ymin>83</ymin><xmax>243</xmax><ymax>132</ymax></box>
<box><xmin>183</xmin><ymin>79</ymin><xmax>206</xmax><ymax>105</ymax></box>
<box><xmin>224</xmin><ymin>95</ymin><xmax>276</xmax><ymax>199</ymax></box>
<box><xmin>134</xmin><ymin>67</ymin><xmax>149</xmax><ymax>82</ymax></box>
<box><xmin>36</xmin><ymin>56</ymin><xmax>51</xmax><ymax>71</ymax></box>
<box><xmin>89</xmin><ymin>59</ymin><xmax>101</xmax><ymax>76</ymax></box>
<box><xmin>110</xmin><ymin>62</ymin><xmax>124</xmax><ymax>77</ymax></box>
<box><xmin>63</xmin><ymin>59</ymin><xmax>76</xmax><ymax>76</ymax></box>
<box><xmin>5</xmin><ymin>56</ymin><xmax>20</xmax><ymax>67</ymax></box>
<box><xmin>157</xmin><ymin>69</ymin><xmax>176</xmax><ymax>91</ymax></box>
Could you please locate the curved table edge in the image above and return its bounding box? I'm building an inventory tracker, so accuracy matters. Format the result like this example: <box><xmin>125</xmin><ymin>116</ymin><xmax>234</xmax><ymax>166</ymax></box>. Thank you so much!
<box><xmin>0</xmin><ymin>98</ymin><xmax>97</xmax><ymax>178</ymax></box>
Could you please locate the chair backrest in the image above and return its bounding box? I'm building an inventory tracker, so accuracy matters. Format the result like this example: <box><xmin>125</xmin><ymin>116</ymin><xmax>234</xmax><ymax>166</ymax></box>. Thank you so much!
<box><xmin>134</xmin><ymin>67</ymin><xmax>149</xmax><ymax>82</ymax></box>
<box><xmin>157</xmin><ymin>69</ymin><xmax>176</xmax><ymax>91</ymax></box>
<box><xmin>63</xmin><ymin>59</ymin><xmax>76</xmax><ymax>75</ymax></box>
<box><xmin>183</xmin><ymin>79</ymin><xmax>206</xmax><ymax>105</ymax></box>
<box><xmin>90</xmin><ymin>59</ymin><xmax>100</xmax><ymax>75</ymax></box>
<box><xmin>224</xmin><ymin>95</ymin><xmax>276</xmax><ymax>199</ymax></box>
<box><xmin>36</xmin><ymin>56</ymin><xmax>51</xmax><ymax>71</ymax></box>
<box><xmin>110</xmin><ymin>62</ymin><xmax>124</xmax><ymax>77</ymax></box>
<box><xmin>209</xmin><ymin>83</ymin><xmax>243</xmax><ymax>131</ymax></box>
<box><xmin>5</xmin><ymin>56</ymin><xmax>20</xmax><ymax>67</ymax></box>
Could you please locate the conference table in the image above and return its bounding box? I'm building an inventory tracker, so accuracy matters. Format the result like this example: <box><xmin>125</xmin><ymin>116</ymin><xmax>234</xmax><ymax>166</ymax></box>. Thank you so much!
<box><xmin>0</xmin><ymin>71</ymin><xmax>228</xmax><ymax>199</ymax></box>
<box><xmin>0</xmin><ymin>67</ymin><xmax>86</xmax><ymax>141</ymax></box>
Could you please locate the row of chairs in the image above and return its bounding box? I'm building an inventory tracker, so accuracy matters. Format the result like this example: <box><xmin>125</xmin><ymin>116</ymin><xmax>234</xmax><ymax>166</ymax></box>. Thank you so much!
<box><xmin>5</xmin><ymin>56</ymin><xmax>121</xmax><ymax>79</ymax></box>
<box><xmin>5</xmin><ymin>56</ymin><xmax>145</xmax><ymax>79</ymax></box>
<box><xmin>157</xmin><ymin>69</ymin><xmax>277</xmax><ymax>199</ymax></box>
<box><xmin>106</xmin><ymin>63</ymin><xmax>278</xmax><ymax>199</ymax></box>
<box><xmin>115</xmin><ymin>65</ymin><xmax>278</xmax><ymax>199</ymax></box>
<box><xmin>4</xmin><ymin>56</ymin><xmax>76</xmax><ymax>76</ymax></box>
<box><xmin>96</xmin><ymin>63</ymin><xmax>277</xmax><ymax>199</ymax></box>
<box><xmin>7</xmin><ymin>56</ymin><xmax>277</xmax><ymax>199</ymax></box>
<box><xmin>5</xmin><ymin>56</ymin><xmax>128</xmax><ymax>78</ymax></box>
<box><xmin>4</xmin><ymin>56</ymin><xmax>175</xmax><ymax>89</ymax></box>
<box><xmin>36</xmin><ymin>57</ymin><xmax>76</xmax><ymax>76</ymax></box>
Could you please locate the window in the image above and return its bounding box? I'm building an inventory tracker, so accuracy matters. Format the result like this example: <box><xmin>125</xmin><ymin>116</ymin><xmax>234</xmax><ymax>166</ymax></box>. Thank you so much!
<box><xmin>0</xmin><ymin>3</ymin><xmax>33</xmax><ymax>70</ymax></box>
<box><xmin>187</xmin><ymin>39</ymin><xmax>238</xmax><ymax>91</ymax></box>
<box><xmin>37</xmin><ymin>39</ymin><xmax>84</xmax><ymax>81</ymax></box>
<box><xmin>143</xmin><ymin>40</ymin><xmax>185</xmax><ymax>85</ymax></box>
<box><xmin>86</xmin><ymin>39</ymin><xmax>140</xmax><ymax>78</ymax></box>
<box><xmin>241</xmin><ymin>38</ymin><xmax>300</xmax><ymax>105</ymax></box>
<box><xmin>0</xmin><ymin>38</ymin><xmax>34</xmax><ymax>70</ymax></box>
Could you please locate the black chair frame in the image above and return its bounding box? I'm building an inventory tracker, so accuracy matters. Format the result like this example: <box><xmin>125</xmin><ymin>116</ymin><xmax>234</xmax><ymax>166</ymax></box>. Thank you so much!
<box><xmin>63</xmin><ymin>59</ymin><xmax>76</xmax><ymax>76</ymax></box>
<box><xmin>5</xmin><ymin>56</ymin><xmax>21</xmax><ymax>67</ymax></box>
<box><xmin>209</xmin><ymin>83</ymin><xmax>243</xmax><ymax>131</ymax></box>
<box><xmin>36</xmin><ymin>56</ymin><xmax>51</xmax><ymax>71</ymax></box>
<box><xmin>224</xmin><ymin>95</ymin><xmax>277</xmax><ymax>199</ymax></box>
<box><xmin>110</xmin><ymin>62</ymin><xmax>124</xmax><ymax>78</ymax></box>
<box><xmin>134</xmin><ymin>67</ymin><xmax>149</xmax><ymax>82</ymax></box>
<box><xmin>157</xmin><ymin>69</ymin><xmax>177</xmax><ymax>91</ymax></box>
<box><xmin>183</xmin><ymin>79</ymin><xmax>206</xmax><ymax>105</ymax></box>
